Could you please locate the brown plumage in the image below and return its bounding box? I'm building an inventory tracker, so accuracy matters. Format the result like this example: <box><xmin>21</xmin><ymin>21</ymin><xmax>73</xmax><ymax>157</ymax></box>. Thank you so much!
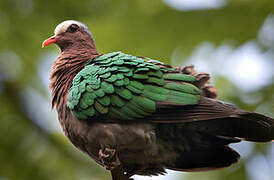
<box><xmin>43</xmin><ymin>20</ymin><xmax>274</xmax><ymax>179</ymax></box>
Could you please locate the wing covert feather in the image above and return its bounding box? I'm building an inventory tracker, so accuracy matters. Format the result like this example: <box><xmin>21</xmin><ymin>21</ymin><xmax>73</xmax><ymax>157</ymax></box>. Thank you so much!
<box><xmin>67</xmin><ymin>52</ymin><xmax>201</xmax><ymax>121</ymax></box>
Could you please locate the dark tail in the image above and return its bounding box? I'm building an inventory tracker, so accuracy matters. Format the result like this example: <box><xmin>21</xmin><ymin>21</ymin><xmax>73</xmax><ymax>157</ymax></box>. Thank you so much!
<box><xmin>152</xmin><ymin>97</ymin><xmax>274</xmax><ymax>142</ymax></box>
<box><xmin>181</xmin><ymin>111</ymin><xmax>274</xmax><ymax>142</ymax></box>
<box><xmin>166</xmin><ymin>112</ymin><xmax>273</xmax><ymax>171</ymax></box>
<box><xmin>153</xmin><ymin>97</ymin><xmax>273</xmax><ymax>172</ymax></box>
<box><xmin>167</xmin><ymin>146</ymin><xmax>240</xmax><ymax>172</ymax></box>
<box><xmin>236</xmin><ymin>112</ymin><xmax>274</xmax><ymax>142</ymax></box>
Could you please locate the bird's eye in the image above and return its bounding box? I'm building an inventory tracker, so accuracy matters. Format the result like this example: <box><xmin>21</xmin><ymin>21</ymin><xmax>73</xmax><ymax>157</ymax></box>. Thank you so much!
<box><xmin>68</xmin><ymin>24</ymin><xmax>79</xmax><ymax>33</ymax></box>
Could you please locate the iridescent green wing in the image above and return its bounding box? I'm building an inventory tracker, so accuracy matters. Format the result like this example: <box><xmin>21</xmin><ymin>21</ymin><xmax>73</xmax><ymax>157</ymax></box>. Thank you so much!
<box><xmin>67</xmin><ymin>52</ymin><xmax>201</xmax><ymax>120</ymax></box>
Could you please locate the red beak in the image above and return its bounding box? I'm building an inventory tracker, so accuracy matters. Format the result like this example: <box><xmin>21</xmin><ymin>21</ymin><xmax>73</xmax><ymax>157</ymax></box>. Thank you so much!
<box><xmin>42</xmin><ymin>36</ymin><xmax>57</xmax><ymax>48</ymax></box>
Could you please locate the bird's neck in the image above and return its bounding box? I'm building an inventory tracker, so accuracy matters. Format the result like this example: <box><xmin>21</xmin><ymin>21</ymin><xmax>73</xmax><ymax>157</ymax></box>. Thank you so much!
<box><xmin>49</xmin><ymin>48</ymin><xmax>99</xmax><ymax>110</ymax></box>
<box><xmin>60</xmin><ymin>39</ymin><xmax>96</xmax><ymax>52</ymax></box>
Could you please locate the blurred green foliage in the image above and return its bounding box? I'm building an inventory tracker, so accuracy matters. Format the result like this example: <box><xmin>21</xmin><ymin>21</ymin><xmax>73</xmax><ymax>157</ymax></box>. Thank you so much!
<box><xmin>0</xmin><ymin>0</ymin><xmax>273</xmax><ymax>180</ymax></box>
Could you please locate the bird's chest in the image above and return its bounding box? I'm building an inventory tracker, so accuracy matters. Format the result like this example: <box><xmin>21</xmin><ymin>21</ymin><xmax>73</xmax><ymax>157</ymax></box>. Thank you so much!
<box><xmin>58</xmin><ymin>108</ymin><xmax>159</xmax><ymax>164</ymax></box>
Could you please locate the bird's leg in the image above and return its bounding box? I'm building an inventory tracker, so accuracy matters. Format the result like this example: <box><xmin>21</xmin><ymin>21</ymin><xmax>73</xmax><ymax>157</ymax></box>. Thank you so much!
<box><xmin>99</xmin><ymin>147</ymin><xmax>121</xmax><ymax>170</ymax></box>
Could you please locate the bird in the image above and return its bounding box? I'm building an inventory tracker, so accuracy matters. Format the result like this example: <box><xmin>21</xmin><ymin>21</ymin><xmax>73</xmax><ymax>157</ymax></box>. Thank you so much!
<box><xmin>42</xmin><ymin>20</ymin><xmax>274</xmax><ymax>179</ymax></box>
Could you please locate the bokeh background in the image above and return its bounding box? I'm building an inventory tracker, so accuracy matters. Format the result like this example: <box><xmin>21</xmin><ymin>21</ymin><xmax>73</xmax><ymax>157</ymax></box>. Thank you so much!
<box><xmin>0</xmin><ymin>0</ymin><xmax>273</xmax><ymax>180</ymax></box>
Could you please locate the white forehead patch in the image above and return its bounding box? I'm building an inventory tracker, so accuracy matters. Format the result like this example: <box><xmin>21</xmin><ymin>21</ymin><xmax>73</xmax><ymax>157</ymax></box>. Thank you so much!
<box><xmin>54</xmin><ymin>20</ymin><xmax>93</xmax><ymax>38</ymax></box>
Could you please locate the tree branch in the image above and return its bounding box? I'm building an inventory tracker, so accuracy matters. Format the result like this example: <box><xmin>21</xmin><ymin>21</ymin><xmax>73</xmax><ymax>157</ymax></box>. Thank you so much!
<box><xmin>111</xmin><ymin>165</ymin><xmax>132</xmax><ymax>180</ymax></box>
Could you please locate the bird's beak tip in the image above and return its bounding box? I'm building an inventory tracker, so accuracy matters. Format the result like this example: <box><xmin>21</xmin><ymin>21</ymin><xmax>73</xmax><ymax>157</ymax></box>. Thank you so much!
<box><xmin>42</xmin><ymin>36</ymin><xmax>57</xmax><ymax>48</ymax></box>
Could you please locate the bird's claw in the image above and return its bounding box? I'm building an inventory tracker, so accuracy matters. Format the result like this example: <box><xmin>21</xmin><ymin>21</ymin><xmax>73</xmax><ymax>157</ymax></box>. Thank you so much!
<box><xmin>99</xmin><ymin>147</ymin><xmax>115</xmax><ymax>158</ymax></box>
<box><xmin>99</xmin><ymin>148</ymin><xmax>121</xmax><ymax>170</ymax></box>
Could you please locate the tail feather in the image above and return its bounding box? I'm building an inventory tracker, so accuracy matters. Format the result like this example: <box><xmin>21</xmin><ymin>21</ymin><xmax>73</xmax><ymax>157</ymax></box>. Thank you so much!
<box><xmin>151</xmin><ymin>97</ymin><xmax>274</xmax><ymax>142</ymax></box>
<box><xmin>183</xmin><ymin>113</ymin><xmax>274</xmax><ymax>142</ymax></box>
<box><xmin>237</xmin><ymin>112</ymin><xmax>274</xmax><ymax>142</ymax></box>
<box><xmin>167</xmin><ymin>146</ymin><xmax>240</xmax><ymax>172</ymax></box>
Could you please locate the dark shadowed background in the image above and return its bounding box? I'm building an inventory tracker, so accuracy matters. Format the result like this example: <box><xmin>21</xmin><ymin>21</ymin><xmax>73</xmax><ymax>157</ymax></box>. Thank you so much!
<box><xmin>0</xmin><ymin>0</ymin><xmax>273</xmax><ymax>180</ymax></box>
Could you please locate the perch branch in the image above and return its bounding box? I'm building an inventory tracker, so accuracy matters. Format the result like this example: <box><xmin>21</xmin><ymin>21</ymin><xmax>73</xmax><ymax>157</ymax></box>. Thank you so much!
<box><xmin>111</xmin><ymin>165</ymin><xmax>132</xmax><ymax>180</ymax></box>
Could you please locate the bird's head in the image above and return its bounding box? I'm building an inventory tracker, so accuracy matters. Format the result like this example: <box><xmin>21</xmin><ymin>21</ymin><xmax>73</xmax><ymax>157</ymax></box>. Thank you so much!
<box><xmin>42</xmin><ymin>20</ymin><xmax>94</xmax><ymax>51</ymax></box>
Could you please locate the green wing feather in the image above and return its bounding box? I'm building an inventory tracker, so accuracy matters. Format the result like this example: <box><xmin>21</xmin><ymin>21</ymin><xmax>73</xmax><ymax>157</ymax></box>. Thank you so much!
<box><xmin>67</xmin><ymin>52</ymin><xmax>201</xmax><ymax>120</ymax></box>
